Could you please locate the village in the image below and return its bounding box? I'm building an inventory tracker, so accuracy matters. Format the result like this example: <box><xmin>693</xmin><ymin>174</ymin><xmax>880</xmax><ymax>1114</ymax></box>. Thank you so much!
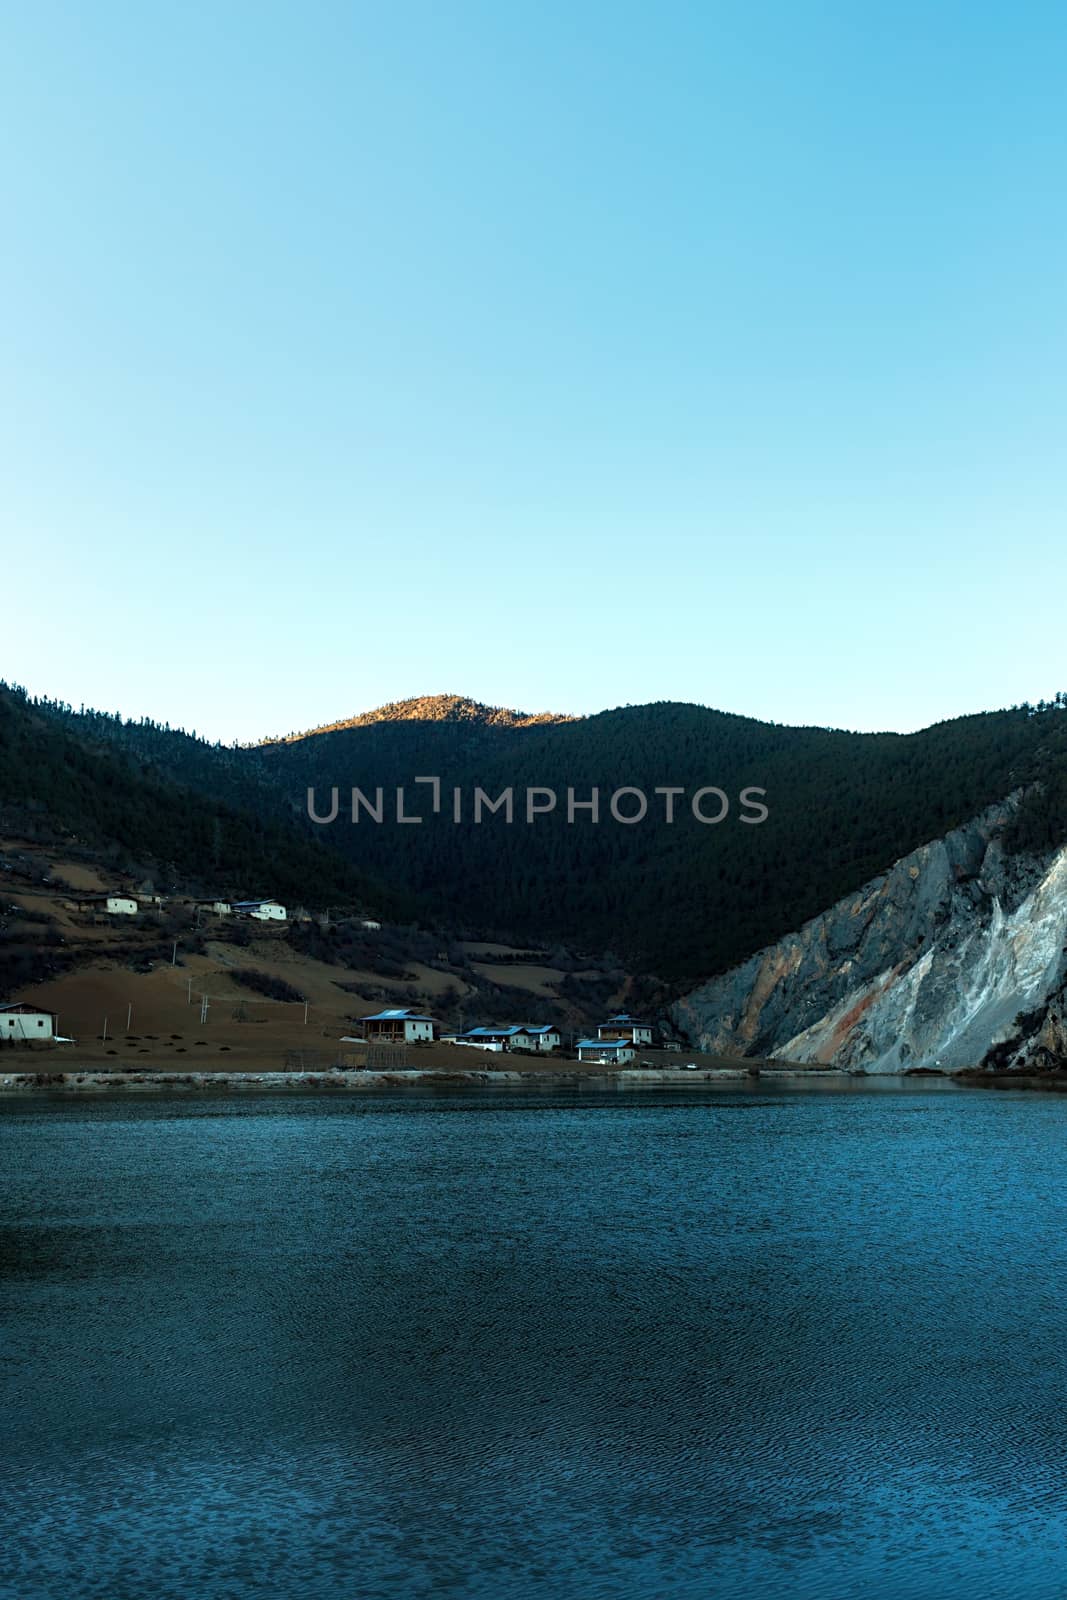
<box><xmin>62</xmin><ymin>891</ymin><xmax>379</xmax><ymax>929</ymax></box>
<box><xmin>355</xmin><ymin>1008</ymin><xmax>672</xmax><ymax>1063</ymax></box>
<box><xmin>0</xmin><ymin>996</ymin><xmax>674</xmax><ymax>1068</ymax></box>
<box><xmin>0</xmin><ymin>853</ymin><xmax>699</xmax><ymax>1072</ymax></box>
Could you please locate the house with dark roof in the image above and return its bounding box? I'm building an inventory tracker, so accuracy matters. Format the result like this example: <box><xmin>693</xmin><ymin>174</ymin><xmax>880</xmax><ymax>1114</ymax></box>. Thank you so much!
<box><xmin>1</xmin><ymin>1002</ymin><xmax>57</xmax><ymax>1041</ymax></box>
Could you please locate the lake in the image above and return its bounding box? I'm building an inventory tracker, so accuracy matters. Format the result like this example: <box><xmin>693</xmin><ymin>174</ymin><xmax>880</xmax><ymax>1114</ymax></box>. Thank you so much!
<box><xmin>3</xmin><ymin>1084</ymin><xmax>1067</xmax><ymax>1599</ymax></box>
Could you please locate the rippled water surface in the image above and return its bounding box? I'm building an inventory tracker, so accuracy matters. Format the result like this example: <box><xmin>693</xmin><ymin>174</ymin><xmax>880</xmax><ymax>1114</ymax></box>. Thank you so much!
<box><xmin>4</xmin><ymin>1085</ymin><xmax>1067</xmax><ymax>1599</ymax></box>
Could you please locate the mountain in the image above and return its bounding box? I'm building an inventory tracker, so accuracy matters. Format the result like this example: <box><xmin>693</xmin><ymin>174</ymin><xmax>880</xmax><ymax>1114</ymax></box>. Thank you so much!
<box><xmin>251</xmin><ymin>696</ymin><xmax>1067</xmax><ymax>981</ymax></box>
<box><xmin>672</xmin><ymin>796</ymin><xmax>1067</xmax><ymax>1073</ymax></box>
<box><xmin>261</xmin><ymin>694</ymin><xmax>575</xmax><ymax>742</ymax></box>
<box><xmin>12</xmin><ymin>685</ymin><xmax>1067</xmax><ymax>986</ymax></box>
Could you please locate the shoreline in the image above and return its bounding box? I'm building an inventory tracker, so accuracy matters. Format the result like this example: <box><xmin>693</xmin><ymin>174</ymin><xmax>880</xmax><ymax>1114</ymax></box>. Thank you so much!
<box><xmin>0</xmin><ymin>1064</ymin><xmax>966</xmax><ymax>1095</ymax></box>
<box><xmin>953</xmin><ymin>1069</ymin><xmax>1067</xmax><ymax>1092</ymax></box>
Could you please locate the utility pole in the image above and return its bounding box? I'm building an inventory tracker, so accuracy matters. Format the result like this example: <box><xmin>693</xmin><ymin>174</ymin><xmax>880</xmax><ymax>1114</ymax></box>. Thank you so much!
<box><xmin>303</xmin><ymin>999</ymin><xmax>309</xmax><ymax>1026</ymax></box>
<box><xmin>200</xmin><ymin>994</ymin><xmax>209</xmax><ymax>1025</ymax></box>
<box><xmin>126</xmin><ymin>1003</ymin><xmax>132</xmax><ymax>1033</ymax></box>
<box><xmin>187</xmin><ymin>977</ymin><xmax>193</xmax><ymax>1004</ymax></box>
<box><xmin>102</xmin><ymin>1015</ymin><xmax>108</xmax><ymax>1043</ymax></box>
<box><xmin>171</xmin><ymin>939</ymin><xmax>178</xmax><ymax>965</ymax></box>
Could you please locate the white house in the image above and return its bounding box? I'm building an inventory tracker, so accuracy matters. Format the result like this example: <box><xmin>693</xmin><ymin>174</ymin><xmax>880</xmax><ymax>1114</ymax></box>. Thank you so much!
<box><xmin>98</xmin><ymin>894</ymin><xmax>138</xmax><ymax>916</ymax></box>
<box><xmin>361</xmin><ymin>1008</ymin><xmax>437</xmax><ymax>1043</ymax></box>
<box><xmin>1</xmin><ymin>1002</ymin><xmax>56</xmax><ymax>1041</ymax></box>
<box><xmin>597</xmin><ymin>1013</ymin><xmax>654</xmax><ymax>1046</ymax></box>
<box><xmin>511</xmin><ymin>1025</ymin><xmax>560</xmax><ymax>1053</ymax></box>
<box><xmin>359</xmin><ymin>919</ymin><xmax>382</xmax><ymax>931</ymax></box>
<box><xmin>577</xmin><ymin>1037</ymin><xmax>636</xmax><ymax>1065</ymax></box>
<box><xmin>232</xmin><ymin>899</ymin><xmax>287</xmax><ymax>922</ymax></box>
<box><xmin>454</xmin><ymin>1024</ymin><xmax>562</xmax><ymax>1053</ymax></box>
<box><xmin>452</xmin><ymin>1028</ymin><xmax>510</xmax><ymax>1052</ymax></box>
<box><xmin>76</xmin><ymin>893</ymin><xmax>138</xmax><ymax>915</ymax></box>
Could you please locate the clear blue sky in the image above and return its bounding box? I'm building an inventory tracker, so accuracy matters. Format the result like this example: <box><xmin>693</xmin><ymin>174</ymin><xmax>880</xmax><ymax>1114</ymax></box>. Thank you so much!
<box><xmin>3</xmin><ymin>1</ymin><xmax>1065</xmax><ymax>742</ymax></box>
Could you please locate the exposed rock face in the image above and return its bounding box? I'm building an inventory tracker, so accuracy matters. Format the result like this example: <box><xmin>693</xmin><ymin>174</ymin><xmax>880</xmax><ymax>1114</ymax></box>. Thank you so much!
<box><xmin>672</xmin><ymin>799</ymin><xmax>1067</xmax><ymax>1072</ymax></box>
<box><xmin>1025</xmin><ymin>982</ymin><xmax>1067</xmax><ymax>1068</ymax></box>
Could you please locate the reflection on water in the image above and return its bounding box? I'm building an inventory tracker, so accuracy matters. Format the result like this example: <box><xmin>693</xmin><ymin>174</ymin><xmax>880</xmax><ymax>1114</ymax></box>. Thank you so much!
<box><xmin>3</xmin><ymin>1086</ymin><xmax>1067</xmax><ymax>1599</ymax></box>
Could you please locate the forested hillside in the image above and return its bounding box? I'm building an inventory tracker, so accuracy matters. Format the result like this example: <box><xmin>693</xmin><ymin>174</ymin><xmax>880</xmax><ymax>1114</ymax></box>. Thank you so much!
<box><xmin>0</xmin><ymin>686</ymin><xmax>395</xmax><ymax>912</ymax></box>
<box><xmin>10</xmin><ymin>686</ymin><xmax>1067</xmax><ymax>982</ymax></box>
<box><xmin>257</xmin><ymin>697</ymin><xmax>1067</xmax><ymax>979</ymax></box>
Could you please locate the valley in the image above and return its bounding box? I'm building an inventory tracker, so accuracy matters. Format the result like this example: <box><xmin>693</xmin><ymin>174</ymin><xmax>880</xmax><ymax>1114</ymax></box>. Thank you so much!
<box><xmin>5</xmin><ymin>684</ymin><xmax>1067</xmax><ymax>1081</ymax></box>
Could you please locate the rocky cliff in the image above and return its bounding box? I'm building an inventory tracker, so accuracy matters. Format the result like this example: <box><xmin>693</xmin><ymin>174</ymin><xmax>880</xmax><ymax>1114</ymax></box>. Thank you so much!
<box><xmin>672</xmin><ymin>798</ymin><xmax>1067</xmax><ymax>1072</ymax></box>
